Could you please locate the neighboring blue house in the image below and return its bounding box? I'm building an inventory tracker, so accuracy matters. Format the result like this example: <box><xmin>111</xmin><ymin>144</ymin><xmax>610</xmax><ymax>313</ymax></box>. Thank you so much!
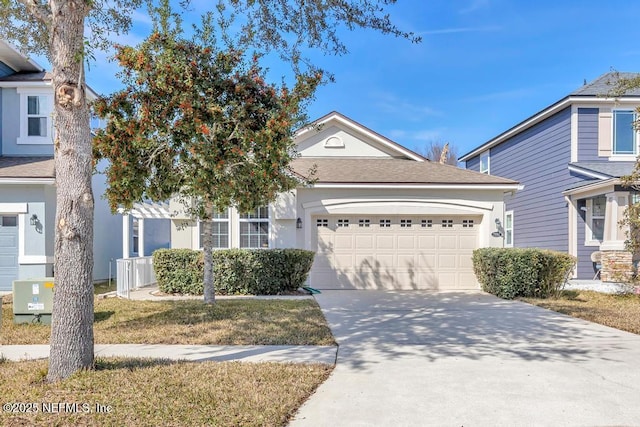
<box><xmin>460</xmin><ymin>72</ymin><xmax>640</xmax><ymax>281</ymax></box>
<box><xmin>0</xmin><ymin>40</ymin><xmax>147</xmax><ymax>291</ymax></box>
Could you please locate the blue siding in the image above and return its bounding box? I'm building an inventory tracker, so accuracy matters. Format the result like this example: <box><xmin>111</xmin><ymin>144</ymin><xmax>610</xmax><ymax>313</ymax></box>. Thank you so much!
<box><xmin>491</xmin><ymin>107</ymin><xmax>579</xmax><ymax>251</ymax></box>
<box><xmin>0</xmin><ymin>61</ymin><xmax>14</xmax><ymax>78</ymax></box>
<box><xmin>466</xmin><ymin>156</ymin><xmax>480</xmax><ymax>172</ymax></box>
<box><xmin>577</xmin><ymin>108</ymin><xmax>599</xmax><ymax>161</ymax></box>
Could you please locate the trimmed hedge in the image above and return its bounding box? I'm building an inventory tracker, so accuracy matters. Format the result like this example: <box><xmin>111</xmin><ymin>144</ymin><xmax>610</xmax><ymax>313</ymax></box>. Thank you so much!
<box><xmin>153</xmin><ymin>248</ymin><xmax>315</xmax><ymax>295</ymax></box>
<box><xmin>472</xmin><ymin>248</ymin><xmax>576</xmax><ymax>299</ymax></box>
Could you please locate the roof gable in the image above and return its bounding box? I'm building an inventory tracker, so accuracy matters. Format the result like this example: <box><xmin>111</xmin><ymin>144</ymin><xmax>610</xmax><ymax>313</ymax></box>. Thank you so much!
<box><xmin>295</xmin><ymin>111</ymin><xmax>425</xmax><ymax>161</ymax></box>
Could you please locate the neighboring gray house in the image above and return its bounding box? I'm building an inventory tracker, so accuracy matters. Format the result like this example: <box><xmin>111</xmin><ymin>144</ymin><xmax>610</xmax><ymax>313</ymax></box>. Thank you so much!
<box><xmin>460</xmin><ymin>72</ymin><xmax>640</xmax><ymax>281</ymax></box>
<box><xmin>0</xmin><ymin>40</ymin><xmax>129</xmax><ymax>291</ymax></box>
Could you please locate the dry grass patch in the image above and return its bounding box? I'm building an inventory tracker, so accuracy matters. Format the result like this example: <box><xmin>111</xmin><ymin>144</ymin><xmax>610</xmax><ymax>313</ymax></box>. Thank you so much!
<box><xmin>521</xmin><ymin>290</ymin><xmax>640</xmax><ymax>334</ymax></box>
<box><xmin>0</xmin><ymin>357</ymin><xmax>332</xmax><ymax>427</ymax></box>
<box><xmin>1</xmin><ymin>297</ymin><xmax>335</xmax><ymax>346</ymax></box>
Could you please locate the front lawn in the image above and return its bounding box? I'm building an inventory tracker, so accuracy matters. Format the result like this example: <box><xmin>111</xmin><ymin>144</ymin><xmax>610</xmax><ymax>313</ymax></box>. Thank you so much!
<box><xmin>0</xmin><ymin>358</ymin><xmax>332</xmax><ymax>427</ymax></box>
<box><xmin>521</xmin><ymin>290</ymin><xmax>640</xmax><ymax>334</ymax></box>
<box><xmin>1</xmin><ymin>297</ymin><xmax>335</xmax><ymax>346</ymax></box>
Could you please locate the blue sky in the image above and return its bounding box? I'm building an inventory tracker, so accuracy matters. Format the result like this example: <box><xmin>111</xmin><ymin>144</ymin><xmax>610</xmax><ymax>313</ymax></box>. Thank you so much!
<box><xmin>73</xmin><ymin>1</ymin><xmax>640</xmax><ymax>159</ymax></box>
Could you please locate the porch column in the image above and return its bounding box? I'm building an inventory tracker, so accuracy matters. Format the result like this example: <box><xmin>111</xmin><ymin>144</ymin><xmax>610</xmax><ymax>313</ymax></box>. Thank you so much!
<box><xmin>138</xmin><ymin>218</ymin><xmax>145</xmax><ymax>257</ymax></box>
<box><xmin>600</xmin><ymin>191</ymin><xmax>632</xmax><ymax>282</ymax></box>
<box><xmin>122</xmin><ymin>214</ymin><xmax>130</xmax><ymax>259</ymax></box>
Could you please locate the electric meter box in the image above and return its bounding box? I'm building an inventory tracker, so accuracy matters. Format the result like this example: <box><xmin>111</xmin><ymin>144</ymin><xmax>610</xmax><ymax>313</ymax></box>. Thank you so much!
<box><xmin>12</xmin><ymin>278</ymin><xmax>55</xmax><ymax>324</ymax></box>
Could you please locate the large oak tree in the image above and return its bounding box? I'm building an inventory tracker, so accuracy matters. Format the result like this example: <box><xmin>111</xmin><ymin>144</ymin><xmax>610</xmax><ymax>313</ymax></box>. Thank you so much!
<box><xmin>0</xmin><ymin>0</ymin><xmax>418</xmax><ymax>380</ymax></box>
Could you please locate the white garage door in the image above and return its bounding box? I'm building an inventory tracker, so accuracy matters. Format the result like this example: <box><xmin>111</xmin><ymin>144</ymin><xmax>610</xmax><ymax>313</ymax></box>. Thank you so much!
<box><xmin>310</xmin><ymin>215</ymin><xmax>479</xmax><ymax>290</ymax></box>
<box><xmin>0</xmin><ymin>215</ymin><xmax>19</xmax><ymax>291</ymax></box>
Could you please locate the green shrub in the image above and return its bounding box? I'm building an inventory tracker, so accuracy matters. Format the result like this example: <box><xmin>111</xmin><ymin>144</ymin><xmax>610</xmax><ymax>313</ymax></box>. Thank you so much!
<box><xmin>153</xmin><ymin>249</ymin><xmax>204</xmax><ymax>294</ymax></box>
<box><xmin>153</xmin><ymin>248</ymin><xmax>315</xmax><ymax>295</ymax></box>
<box><xmin>472</xmin><ymin>248</ymin><xmax>576</xmax><ymax>299</ymax></box>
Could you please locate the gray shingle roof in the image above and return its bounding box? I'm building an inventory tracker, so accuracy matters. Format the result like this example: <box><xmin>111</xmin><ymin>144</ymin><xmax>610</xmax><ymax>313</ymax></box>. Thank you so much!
<box><xmin>0</xmin><ymin>71</ymin><xmax>52</xmax><ymax>82</ymax></box>
<box><xmin>291</xmin><ymin>157</ymin><xmax>519</xmax><ymax>185</ymax></box>
<box><xmin>569</xmin><ymin>161</ymin><xmax>636</xmax><ymax>178</ymax></box>
<box><xmin>571</xmin><ymin>72</ymin><xmax>640</xmax><ymax>97</ymax></box>
<box><xmin>0</xmin><ymin>157</ymin><xmax>55</xmax><ymax>178</ymax></box>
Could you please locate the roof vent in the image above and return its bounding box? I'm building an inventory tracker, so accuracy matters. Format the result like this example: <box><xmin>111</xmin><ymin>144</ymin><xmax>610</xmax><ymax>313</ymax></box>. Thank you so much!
<box><xmin>324</xmin><ymin>136</ymin><xmax>344</xmax><ymax>148</ymax></box>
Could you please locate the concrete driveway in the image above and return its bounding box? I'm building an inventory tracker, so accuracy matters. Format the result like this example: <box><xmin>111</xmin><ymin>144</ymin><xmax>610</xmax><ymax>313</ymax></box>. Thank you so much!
<box><xmin>290</xmin><ymin>290</ymin><xmax>640</xmax><ymax>426</ymax></box>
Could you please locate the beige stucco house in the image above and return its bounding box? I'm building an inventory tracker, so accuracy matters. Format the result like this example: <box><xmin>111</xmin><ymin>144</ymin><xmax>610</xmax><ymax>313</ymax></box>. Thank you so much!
<box><xmin>124</xmin><ymin>112</ymin><xmax>520</xmax><ymax>291</ymax></box>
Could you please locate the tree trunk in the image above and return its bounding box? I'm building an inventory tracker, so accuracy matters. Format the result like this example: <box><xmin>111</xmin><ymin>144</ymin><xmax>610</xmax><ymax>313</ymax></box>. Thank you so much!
<box><xmin>47</xmin><ymin>0</ymin><xmax>95</xmax><ymax>382</ymax></box>
<box><xmin>202</xmin><ymin>204</ymin><xmax>216</xmax><ymax>304</ymax></box>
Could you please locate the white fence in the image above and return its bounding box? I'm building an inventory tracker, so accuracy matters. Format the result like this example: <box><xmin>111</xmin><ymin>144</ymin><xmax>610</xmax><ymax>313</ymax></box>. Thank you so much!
<box><xmin>116</xmin><ymin>257</ymin><xmax>156</xmax><ymax>298</ymax></box>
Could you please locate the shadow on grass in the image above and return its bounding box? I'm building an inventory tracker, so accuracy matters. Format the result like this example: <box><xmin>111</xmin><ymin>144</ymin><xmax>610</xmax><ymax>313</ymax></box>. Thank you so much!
<box><xmin>94</xmin><ymin>310</ymin><xmax>115</xmax><ymax>322</ymax></box>
<box><xmin>94</xmin><ymin>357</ymin><xmax>179</xmax><ymax>372</ymax></box>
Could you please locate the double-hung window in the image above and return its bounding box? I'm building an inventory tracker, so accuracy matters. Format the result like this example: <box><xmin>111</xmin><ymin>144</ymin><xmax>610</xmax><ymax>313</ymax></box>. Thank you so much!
<box><xmin>504</xmin><ymin>211</ymin><xmax>514</xmax><ymax>247</ymax></box>
<box><xmin>613</xmin><ymin>110</ymin><xmax>637</xmax><ymax>155</ymax></box>
<box><xmin>17</xmin><ymin>89</ymin><xmax>52</xmax><ymax>144</ymax></box>
<box><xmin>199</xmin><ymin>209</ymin><xmax>230</xmax><ymax>249</ymax></box>
<box><xmin>586</xmin><ymin>196</ymin><xmax>606</xmax><ymax>244</ymax></box>
<box><xmin>479</xmin><ymin>151</ymin><xmax>490</xmax><ymax>174</ymax></box>
<box><xmin>239</xmin><ymin>207</ymin><xmax>269</xmax><ymax>248</ymax></box>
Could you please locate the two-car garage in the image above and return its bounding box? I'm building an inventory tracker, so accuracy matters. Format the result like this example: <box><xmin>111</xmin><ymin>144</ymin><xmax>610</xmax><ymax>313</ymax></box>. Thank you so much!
<box><xmin>309</xmin><ymin>214</ymin><xmax>480</xmax><ymax>291</ymax></box>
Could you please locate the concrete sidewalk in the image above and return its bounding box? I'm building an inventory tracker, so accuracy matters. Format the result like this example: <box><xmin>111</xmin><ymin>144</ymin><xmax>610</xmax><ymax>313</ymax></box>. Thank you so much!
<box><xmin>0</xmin><ymin>344</ymin><xmax>337</xmax><ymax>364</ymax></box>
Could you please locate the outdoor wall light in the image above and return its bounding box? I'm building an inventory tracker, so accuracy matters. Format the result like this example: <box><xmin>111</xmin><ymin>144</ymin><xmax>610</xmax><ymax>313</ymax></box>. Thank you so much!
<box><xmin>296</xmin><ymin>217</ymin><xmax>303</xmax><ymax>229</ymax></box>
<box><xmin>30</xmin><ymin>214</ymin><xmax>38</xmax><ymax>226</ymax></box>
<box><xmin>492</xmin><ymin>218</ymin><xmax>504</xmax><ymax>238</ymax></box>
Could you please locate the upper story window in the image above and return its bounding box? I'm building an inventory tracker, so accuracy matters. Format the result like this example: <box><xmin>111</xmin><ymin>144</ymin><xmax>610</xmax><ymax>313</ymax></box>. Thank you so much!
<box><xmin>479</xmin><ymin>150</ymin><xmax>490</xmax><ymax>174</ymax></box>
<box><xmin>17</xmin><ymin>88</ymin><xmax>53</xmax><ymax>145</ymax></box>
<box><xmin>613</xmin><ymin>110</ymin><xmax>637</xmax><ymax>155</ymax></box>
<box><xmin>199</xmin><ymin>209</ymin><xmax>230</xmax><ymax>249</ymax></box>
<box><xmin>239</xmin><ymin>206</ymin><xmax>269</xmax><ymax>248</ymax></box>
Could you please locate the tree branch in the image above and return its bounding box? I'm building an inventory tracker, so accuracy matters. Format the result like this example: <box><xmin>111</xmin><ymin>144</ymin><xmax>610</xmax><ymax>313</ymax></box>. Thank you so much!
<box><xmin>15</xmin><ymin>0</ymin><xmax>52</xmax><ymax>28</ymax></box>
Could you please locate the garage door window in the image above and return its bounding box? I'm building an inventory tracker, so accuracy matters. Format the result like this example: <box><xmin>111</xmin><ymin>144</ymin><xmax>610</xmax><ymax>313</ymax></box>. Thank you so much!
<box><xmin>358</xmin><ymin>219</ymin><xmax>370</xmax><ymax>227</ymax></box>
<box><xmin>317</xmin><ymin>218</ymin><xmax>328</xmax><ymax>227</ymax></box>
<box><xmin>462</xmin><ymin>219</ymin><xmax>474</xmax><ymax>228</ymax></box>
<box><xmin>337</xmin><ymin>219</ymin><xmax>349</xmax><ymax>227</ymax></box>
<box><xmin>442</xmin><ymin>219</ymin><xmax>453</xmax><ymax>228</ymax></box>
<box><xmin>2</xmin><ymin>216</ymin><xmax>17</xmax><ymax>227</ymax></box>
<box><xmin>400</xmin><ymin>219</ymin><xmax>412</xmax><ymax>228</ymax></box>
<box><xmin>380</xmin><ymin>219</ymin><xmax>391</xmax><ymax>228</ymax></box>
<box><xmin>240</xmin><ymin>207</ymin><xmax>269</xmax><ymax>248</ymax></box>
<box><xmin>422</xmin><ymin>219</ymin><xmax>433</xmax><ymax>228</ymax></box>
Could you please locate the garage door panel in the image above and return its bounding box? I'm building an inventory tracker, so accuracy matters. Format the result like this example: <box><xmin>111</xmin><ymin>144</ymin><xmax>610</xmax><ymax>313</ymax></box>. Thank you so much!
<box><xmin>438</xmin><ymin>254</ymin><xmax>457</xmax><ymax>269</ymax></box>
<box><xmin>418</xmin><ymin>235</ymin><xmax>436</xmax><ymax>250</ymax></box>
<box><xmin>417</xmin><ymin>253</ymin><xmax>436</xmax><ymax>268</ymax></box>
<box><xmin>310</xmin><ymin>215</ymin><xmax>479</xmax><ymax>290</ymax></box>
<box><xmin>0</xmin><ymin>235</ymin><xmax>17</xmax><ymax>248</ymax></box>
<box><xmin>376</xmin><ymin>235</ymin><xmax>395</xmax><ymax>249</ymax></box>
<box><xmin>438</xmin><ymin>235</ymin><xmax>458</xmax><ymax>250</ymax></box>
<box><xmin>0</xmin><ymin>255</ymin><xmax>17</xmax><ymax>268</ymax></box>
<box><xmin>355</xmin><ymin>235</ymin><xmax>374</xmax><ymax>249</ymax></box>
<box><xmin>397</xmin><ymin>235</ymin><xmax>415</xmax><ymax>249</ymax></box>
<box><xmin>335</xmin><ymin>235</ymin><xmax>353</xmax><ymax>249</ymax></box>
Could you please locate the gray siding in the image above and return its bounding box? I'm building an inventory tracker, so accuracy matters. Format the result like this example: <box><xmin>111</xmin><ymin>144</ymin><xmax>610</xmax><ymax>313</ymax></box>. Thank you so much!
<box><xmin>0</xmin><ymin>61</ymin><xmax>14</xmax><ymax>77</ymax></box>
<box><xmin>465</xmin><ymin>155</ymin><xmax>480</xmax><ymax>172</ymax></box>
<box><xmin>577</xmin><ymin>108</ymin><xmax>599</xmax><ymax>162</ymax></box>
<box><xmin>93</xmin><ymin>160</ymin><xmax>123</xmax><ymax>280</ymax></box>
<box><xmin>1</xmin><ymin>88</ymin><xmax>54</xmax><ymax>156</ymax></box>
<box><xmin>491</xmin><ymin>107</ymin><xmax>578</xmax><ymax>251</ymax></box>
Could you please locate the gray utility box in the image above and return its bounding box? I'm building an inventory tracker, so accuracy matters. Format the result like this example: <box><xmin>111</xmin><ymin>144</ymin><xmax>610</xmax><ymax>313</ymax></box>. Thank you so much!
<box><xmin>13</xmin><ymin>278</ymin><xmax>55</xmax><ymax>324</ymax></box>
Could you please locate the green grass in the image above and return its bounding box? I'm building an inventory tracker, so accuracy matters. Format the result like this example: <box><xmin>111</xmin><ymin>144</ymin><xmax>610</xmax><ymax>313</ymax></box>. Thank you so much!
<box><xmin>521</xmin><ymin>290</ymin><xmax>640</xmax><ymax>334</ymax></box>
<box><xmin>1</xmin><ymin>297</ymin><xmax>336</xmax><ymax>346</ymax></box>
<box><xmin>0</xmin><ymin>358</ymin><xmax>332</xmax><ymax>427</ymax></box>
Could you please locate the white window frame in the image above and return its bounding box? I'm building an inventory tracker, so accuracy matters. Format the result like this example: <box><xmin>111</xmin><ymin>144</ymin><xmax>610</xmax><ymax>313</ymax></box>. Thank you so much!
<box><xmin>132</xmin><ymin>218</ymin><xmax>139</xmax><ymax>255</ymax></box>
<box><xmin>17</xmin><ymin>88</ymin><xmax>53</xmax><ymax>145</ymax></box>
<box><xmin>504</xmin><ymin>211</ymin><xmax>514</xmax><ymax>247</ymax></box>
<box><xmin>198</xmin><ymin>209</ymin><xmax>230</xmax><ymax>249</ymax></box>
<box><xmin>585</xmin><ymin>196</ymin><xmax>606</xmax><ymax>246</ymax></box>
<box><xmin>239</xmin><ymin>206</ymin><xmax>270</xmax><ymax>248</ymax></box>
<box><xmin>479</xmin><ymin>150</ymin><xmax>490</xmax><ymax>174</ymax></box>
<box><xmin>612</xmin><ymin>109</ymin><xmax>638</xmax><ymax>158</ymax></box>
